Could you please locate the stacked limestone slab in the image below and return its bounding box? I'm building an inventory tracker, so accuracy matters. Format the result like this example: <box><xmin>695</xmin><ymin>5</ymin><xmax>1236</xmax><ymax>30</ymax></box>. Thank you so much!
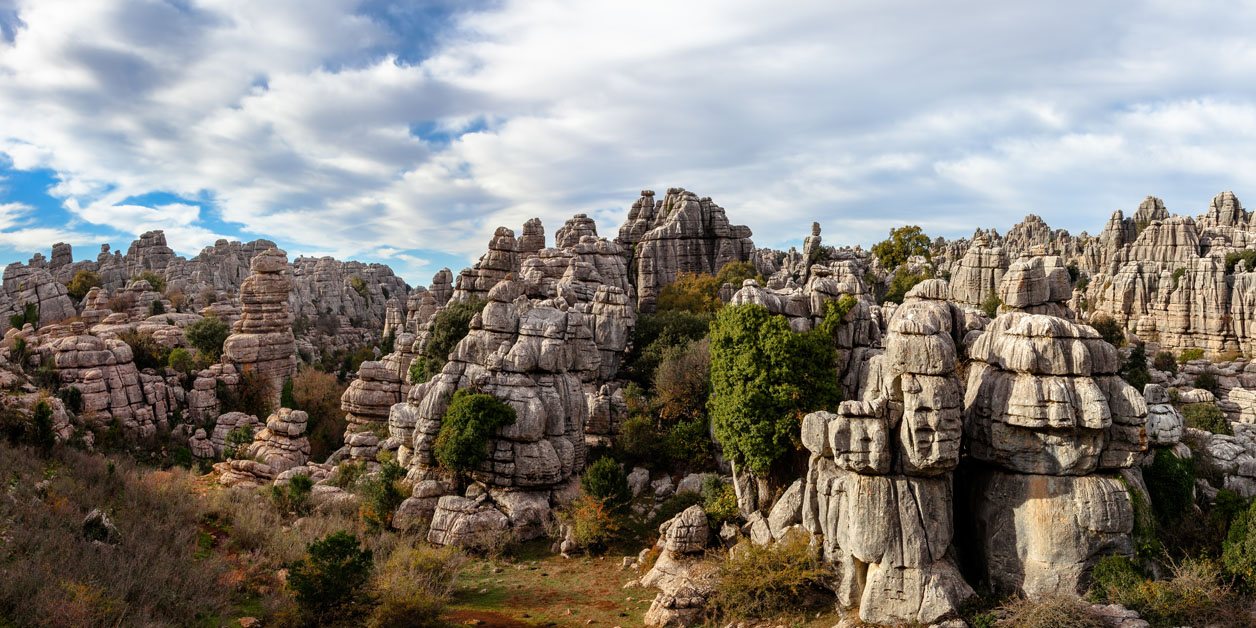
<box><xmin>959</xmin><ymin>300</ymin><xmax>1148</xmax><ymax>596</ymax></box>
<box><xmin>799</xmin><ymin>279</ymin><xmax>973</xmax><ymax>626</ymax></box>
<box><xmin>949</xmin><ymin>233</ymin><xmax>1008</xmax><ymax>308</ymax></box>
<box><xmin>246</xmin><ymin>408</ymin><xmax>311</xmax><ymax>472</ymax></box>
<box><xmin>222</xmin><ymin>249</ymin><xmax>296</xmax><ymax>408</ymax></box>
<box><xmin>617</xmin><ymin>188</ymin><xmax>755</xmax><ymax>312</ymax></box>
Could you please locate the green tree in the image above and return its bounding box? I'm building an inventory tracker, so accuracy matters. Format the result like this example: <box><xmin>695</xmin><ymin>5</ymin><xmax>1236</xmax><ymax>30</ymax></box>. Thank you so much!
<box><xmin>167</xmin><ymin>348</ymin><xmax>196</xmax><ymax>375</ymax></box>
<box><xmin>714</xmin><ymin>260</ymin><xmax>762</xmax><ymax>288</ymax></box>
<box><xmin>288</xmin><ymin>531</ymin><xmax>374</xmax><ymax>625</ymax></box>
<box><xmin>981</xmin><ymin>293</ymin><xmax>1002</xmax><ymax>319</ymax></box>
<box><xmin>433</xmin><ymin>389</ymin><xmax>517</xmax><ymax>475</ymax></box>
<box><xmin>31</xmin><ymin>399</ymin><xmax>55</xmax><ymax>453</ymax></box>
<box><xmin>132</xmin><ymin>270</ymin><xmax>166</xmax><ymax>293</ymax></box>
<box><xmin>65</xmin><ymin>270</ymin><xmax>102</xmax><ymax>300</ymax></box>
<box><xmin>656</xmin><ymin>272</ymin><xmax>722</xmax><ymax>313</ymax></box>
<box><xmin>8</xmin><ymin>302</ymin><xmax>39</xmax><ymax>331</ymax></box>
<box><xmin>581</xmin><ymin>457</ymin><xmax>631</xmax><ymax>510</ymax></box>
<box><xmin>881</xmin><ymin>270</ymin><xmax>931</xmax><ymax>305</ymax></box>
<box><xmin>413</xmin><ymin>299</ymin><xmax>487</xmax><ymax>383</ymax></box>
<box><xmin>1120</xmin><ymin>344</ymin><xmax>1151</xmax><ymax>393</ymax></box>
<box><xmin>185</xmin><ymin>316</ymin><xmax>230</xmax><ymax>362</ymax></box>
<box><xmin>870</xmin><ymin>225</ymin><xmax>931</xmax><ymax>270</ymax></box>
<box><xmin>708</xmin><ymin>300</ymin><xmax>850</xmax><ymax>475</ymax></box>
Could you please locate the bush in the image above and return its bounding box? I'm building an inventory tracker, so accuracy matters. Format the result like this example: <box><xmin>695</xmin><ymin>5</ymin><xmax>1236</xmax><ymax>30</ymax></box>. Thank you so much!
<box><xmin>8</xmin><ymin>302</ymin><xmax>38</xmax><ymax>330</ymax></box>
<box><xmin>270</xmin><ymin>473</ymin><xmax>313</xmax><ymax>516</ymax></box>
<box><xmin>185</xmin><ymin>316</ymin><xmax>230</xmax><ymax>362</ymax></box>
<box><xmin>715</xmin><ymin>260</ymin><xmax>762</xmax><ymax>288</ymax></box>
<box><xmin>292</xmin><ymin>366</ymin><xmax>348</xmax><ymax>461</ymax></box>
<box><xmin>560</xmin><ymin>494</ymin><xmax>622</xmax><ymax>551</ymax></box>
<box><xmin>148</xmin><ymin>299</ymin><xmax>165</xmax><ymax>316</ymax></box>
<box><xmin>350</xmin><ymin>276</ymin><xmax>369</xmax><ymax>300</ymax></box>
<box><xmin>1144</xmin><ymin>448</ymin><xmax>1196</xmax><ymax>527</ymax></box>
<box><xmin>1090</xmin><ymin>315</ymin><xmax>1125</xmax><ymax>347</ymax></box>
<box><xmin>1076</xmin><ymin>275</ymin><xmax>1090</xmax><ymax>291</ymax></box>
<box><xmin>995</xmin><ymin>595</ymin><xmax>1106</xmax><ymax>628</ymax></box>
<box><xmin>881</xmin><ymin>270</ymin><xmax>930</xmax><ymax>305</ymax></box>
<box><xmin>701</xmin><ymin>475</ymin><xmax>738</xmax><ymax>527</ymax></box>
<box><xmin>1091</xmin><ymin>555</ymin><xmax>1247</xmax><ymax>627</ymax></box>
<box><xmin>870</xmin><ymin>225</ymin><xmax>931</xmax><ymax>270</ymax></box>
<box><xmin>1223</xmin><ymin>498</ymin><xmax>1256</xmax><ymax>584</ymax></box>
<box><xmin>287</xmin><ymin>531</ymin><xmax>374</xmax><ymax>625</ymax></box>
<box><xmin>31</xmin><ymin>399</ymin><xmax>55</xmax><ymax>453</ymax></box>
<box><xmin>65</xmin><ymin>270</ymin><xmax>102</xmax><ymax>300</ymax></box>
<box><xmin>132</xmin><ymin>271</ymin><xmax>166</xmax><ymax>293</ymax></box>
<box><xmin>1180</xmin><ymin>348</ymin><xmax>1205</xmax><ymax>362</ymax></box>
<box><xmin>1067</xmin><ymin>262</ymin><xmax>1081</xmax><ymax>285</ymax></box>
<box><xmin>167</xmin><ymin>347</ymin><xmax>196</xmax><ymax>375</ymax></box>
<box><xmin>581</xmin><ymin>457</ymin><xmax>630</xmax><ymax>509</ymax></box>
<box><xmin>1183</xmin><ymin>403</ymin><xmax>1229</xmax><ymax>435</ymax></box>
<box><xmin>367</xmin><ymin>541</ymin><xmax>467</xmax><ymax>628</ymax></box>
<box><xmin>223</xmin><ymin>424</ymin><xmax>254</xmax><ymax>459</ymax></box>
<box><xmin>413</xmin><ymin>299</ymin><xmax>486</xmax><ymax>383</ymax></box>
<box><xmin>1224</xmin><ymin>249</ymin><xmax>1256</xmax><ymax>274</ymax></box>
<box><xmin>328</xmin><ymin>460</ymin><xmax>367</xmax><ymax>490</ymax></box>
<box><xmin>1153</xmin><ymin>351</ymin><xmax>1178</xmax><ymax>374</ymax></box>
<box><xmin>708</xmin><ymin>532</ymin><xmax>827</xmax><ymax>619</ymax></box>
<box><xmin>1194</xmin><ymin>371</ymin><xmax>1219</xmax><ymax>394</ymax></box>
<box><xmin>652</xmin><ymin>336</ymin><xmax>710</xmax><ymax>424</ymax></box>
<box><xmin>981</xmin><ymin>293</ymin><xmax>1002</xmax><ymax>318</ymax></box>
<box><xmin>623</xmin><ymin>310</ymin><xmax>713</xmax><ymax>386</ymax></box>
<box><xmin>1171</xmin><ymin>266</ymin><xmax>1187</xmax><ymax>290</ymax></box>
<box><xmin>1120</xmin><ymin>344</ymin><xmax>1151</xmax><ymax>392</ymax></box>
<box><xmin>708</xmin><ymin>303</ymin><xmax>843</xmax><ymax>475</ymax></box>
<box><xmin>56</xmin><ymin>386</ymin><xmax>83</xmax><ymax>414</ymax></box>
<box><xmin>10</xmin><ymin>335</ymin><xmax>28</xmax><ymax>366</ymax></box>
<box><xmin>119</xmin><ymin>329</ymin><xmax>171</xmax><ymax>371</ymax></box>
<box><xmin>657</xmin><ymin>272</ymin><xmax>723</xmax><ymax>313</ymax></box>
<box><xmin>433</xmin><ymin>389</ymin><xmax>516</xmax><ymax>475</ymax></box>
<box><xmin>359</xmin><ymin>460</ymin><xmax>408</xmax><ymax>532</ymax></box>
<box><xmin>661</xmin><ymin>418</ymin><xmax>715</xmax><ymax>470</ymax></box>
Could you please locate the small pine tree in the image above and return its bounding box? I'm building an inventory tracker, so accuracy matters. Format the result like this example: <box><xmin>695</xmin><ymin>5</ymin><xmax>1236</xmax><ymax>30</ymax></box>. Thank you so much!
<box><xmin>288</xmin><ymin>531</ymin><xmax>374</xmax><ymax>624</ymax></box>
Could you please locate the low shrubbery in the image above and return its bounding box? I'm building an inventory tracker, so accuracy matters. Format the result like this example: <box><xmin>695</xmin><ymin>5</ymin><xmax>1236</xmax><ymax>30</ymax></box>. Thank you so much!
<box><xmin>359</xmin><ymin>461</ymin><xmax>409</xmax><ymax>532</ymax></box>
<box><xmin>65</xmin><ymin>270</ymin><xmax>102</xmax><ymax>300</ymax></box>
<box><xmin>185</xmin><ymin>315</ymin><xmax>230</xmax><ymax>362</ymax></box>
<box><xmin>1120</xmin><ymin>344</ymin><xmax>1151</xmax><ymax>392</ymax></box>
<box><xmin>881</xmin><ymin>270</ymin><xmax>930</xmax><ymax>305</ymax></box>
<box><xmin>1179</xmin><ymin>348</ymin><xmax>1205</xmax><ymax>362</ymax></box>
<box><xmin>581</xmin><ymin>457</ymin><xmax>631</xmax><ymax>509</ymax></box>
<box><xmin>366</xmin><ymin>540</ymin><xmax>467</xmax><ymax>628</ymax></box>
<box><xmin>433</xmin><ymin>389</ymin><xmax>516</xmax><ymax>475</ymax></box>
<box><xmin>1194</xmin><ymin>371</ymin><xmax>1219</xmax><ymax>394</ymax></box>
<box><xmin>1183</xmin><ymin>403</ymin><xmax>1230</xmax><ymax>435</ymax></box>
<box><xmin>560</xmin><ymin>494</ymin><xmax>623</xmax><ymax>552</ymax></box>
<box><xmin>701</xmin><ymin>475</ymin><xmax>738</xmax><ymax>527</ymax></box>
<box><xmin>270</xmin><ymin>473</ymin><xmax>314</xmax><ymax>516</ymax></box>
<box><xmin>119</xmin><ymin>329</ymin><xmax>170</xmax><ymax>371</ymax></box>
<box><xmin>1153</xmin><ymin>350</ymin><xmax>1178</xmax><ymax>374</ymax></box>
<box><xmin>1090</xmin><ymin>315</ymin><xmax>1125</xmax><ymax>347</ymax></box>
<box><xmin>981</xmin><ymin>293</ymin><xmax>1002</xmax><ymax>318</ymax></box>
<box><xmin>287</xmin><ymin>531</ymin><xmax>375</xmax><ymax>626</ymax></box>
<box><xmin>1089</xmin><ymin>554</ymin><xmax>1249</xmax><ymax>628</ymax></box>
<box><xmin>707</xmin><ymin>532</ymin><xmax>827</xmax><ymax>620</ymax></box>
<box><xmin>995</xmin><ymin>594</ymin><xmax>1106</xmax><ymax>628</ymax></box>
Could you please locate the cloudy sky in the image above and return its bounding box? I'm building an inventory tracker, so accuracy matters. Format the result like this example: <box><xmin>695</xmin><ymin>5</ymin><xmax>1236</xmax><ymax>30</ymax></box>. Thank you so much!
<box><xmin>1</xmin><ymin>0</ymin><xmax>1255</xmax><ymax>285</ymax></box>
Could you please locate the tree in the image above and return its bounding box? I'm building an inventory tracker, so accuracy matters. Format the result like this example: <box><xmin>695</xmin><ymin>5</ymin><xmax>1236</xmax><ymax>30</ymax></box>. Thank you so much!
<box><xmin>412</xmin><ymin>299</ymin><xmax>486</xmax><ymax>383</ymax></box>
<box><xmin>65</xmin><ymin>270</ymin><xmax>102</xmax><ymax>300</ymax></box>
<box><xmin>291</xmin><ymin>366</ymin><xmax>347</xmax><ymax>460</ymax></box>
<box><xmin>1120</xmin><ymin>344</ymin><xmax>1151</xmax><ymax>393</ymax></box>
<box><xmin>185</xmin><ymin>316</ymin><xmax>230</xmax><ymax>362</ymax></box>
<box><xmin>288</xmin><ymin>531</ymin><xmax>374</xmax><ymax>625</ymax></box>
<box><xmin>715</xmin><ymin>260</ymin><xmax>762</xmax><ymax>288</ymax></box>
<box><xmin>132</xmin><ymin>270</ymin><xmax>166</xmax><ymax>293</ymax></box>
<box><xmin>656</xmin><ymin>272</ymin><xmax>722</xmax><ymax>313</ymax></box>
<box><xmin>708</xmin><ymin>301</ymin><xmax>848</xmax><ymax>475</ymax></box>
<box><xmin>8</xmin><ymin>302</ymin><xmax>38</xmax><ymax>331</ymax></box>
<box><xmin>581</xmin><ymin>457</ymin><xmax>631</xmax><ymax>510</ymax></box>
<box><xmin>167</xmin><ymin>348</ymin><xmax>196</xmax><ymax>375</ymax></box>
<box><xmin>31</xmin><ymin>399</ymin><xmax>55</xmax><ymax>453</ymax></box>
<box><xmin>871</xmin><ymin>225</ymin><xmax>931</xmax><ymax>270</ymax></box>
<box><xmin>433</xmin><ymin>389</ymin><xmax>517</xmax><ymax>475</ymax></box>
<box><xmin>881</xmin><ymin>270</ymin><xmax>931</xmax><ymax>305</ymax></box>
<box><xmin>652</xmin><ymin>336</ymin><xmax>711</xmax><ymax>424</ymax></box>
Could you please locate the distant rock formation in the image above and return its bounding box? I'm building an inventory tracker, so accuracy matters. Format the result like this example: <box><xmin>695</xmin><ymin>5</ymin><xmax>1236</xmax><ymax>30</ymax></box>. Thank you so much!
<box><xmin>222</xmin><ymin>249</ymin><xmax>296</xmax><ymax>407</ymax></box>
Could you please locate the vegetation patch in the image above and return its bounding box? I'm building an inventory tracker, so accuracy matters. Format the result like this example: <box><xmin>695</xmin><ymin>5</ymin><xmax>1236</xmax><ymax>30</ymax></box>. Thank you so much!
<box><xmin>433</xmin><ymin>389</ymin><xmax>517</xmax><ymax>475</ymax></box>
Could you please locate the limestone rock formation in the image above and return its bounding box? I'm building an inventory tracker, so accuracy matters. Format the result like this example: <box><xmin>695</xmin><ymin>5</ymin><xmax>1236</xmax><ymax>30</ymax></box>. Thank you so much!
<box><xmin>617</xmin><ymin>188</ymin><xmax>754</xmax><ymax>312</ymax></box>
<box><xmin>1</xmin><ymin>262</ymin><xmax>76</xmax><ymax>329</ymax></box>
<box><xmin>949</xmin><ymin>233</ymin><xmax>1007</xmax><ymax>308</ymax></box>
<box><xmin>450</xmin><ymin>227</ymin><xmax>520</xmax><ymax>304</ymax></box>
<box><xmin>222</xmin><ymin>249</ymin><xmax>296</xmax><ymax>407</ymax></box>
<box><xmin>245</xmin><ymin>408</ymin><xmax>311</xmax><ymax>472</ymax></box>
<box><xmin>641</xmin><ymin>505</ymin><xmax>717</xmax><ymax>627</ymax></box>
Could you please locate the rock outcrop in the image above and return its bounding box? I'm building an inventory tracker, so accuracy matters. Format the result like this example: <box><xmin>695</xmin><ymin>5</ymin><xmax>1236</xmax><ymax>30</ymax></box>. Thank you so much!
<box><xmin>245</xmin><ymin>408</ymin><xmax>311</xmax><ymax>472</ymax></box>
<box><xmin>222</xmin><ymin>249</ymin><xmax>296</xmax><ymax>407</ymax></box>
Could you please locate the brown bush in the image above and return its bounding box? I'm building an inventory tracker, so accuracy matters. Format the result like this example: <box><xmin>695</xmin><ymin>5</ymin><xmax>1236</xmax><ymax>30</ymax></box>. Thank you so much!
<box><xmin>652</xmin><ymin>336</ymin><xmax>710</xmax><ymax>424</ymax></box>
<box><xmin>106</xmin><ymin>291</ymin><xmax>135</xmax><ymax>313</ymax></box>
<box><xmin>292</xmin><ymin>366</ymin><xmax>348</xmax><ymax>460</ymax></box>
<box><xmin>994</xmin><ymin>595</ymin><xmax>1106</xmax><ymax>628</ymax></box>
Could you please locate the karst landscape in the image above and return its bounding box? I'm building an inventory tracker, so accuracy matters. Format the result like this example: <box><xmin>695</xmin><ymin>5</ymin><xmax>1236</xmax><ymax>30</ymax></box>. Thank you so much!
<box><xmin>4</xmin><ymin>187</ymin><xmax>1256</xmax><ymax>627</ymax></box>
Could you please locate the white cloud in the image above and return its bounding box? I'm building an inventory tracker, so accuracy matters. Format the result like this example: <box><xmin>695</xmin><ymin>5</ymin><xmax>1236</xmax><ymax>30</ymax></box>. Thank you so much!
<box><xmin>2</xmin><ymin>0</ymin><xmax>1256</xmax><ymax>283</ymax></box>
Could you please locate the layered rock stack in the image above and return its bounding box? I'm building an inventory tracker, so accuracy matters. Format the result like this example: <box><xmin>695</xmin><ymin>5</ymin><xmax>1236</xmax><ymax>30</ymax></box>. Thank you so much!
<box><xmin>959</xmin><ymin>309</ymin><xmax>1148</xmax><ymax>596</ymax></box>
<box><xmin>998</xmin><ymin>255</ymin><xmax>1073</xmax><ymax>319</ymax></box>
<box><xmin>245</xmin><ymin>408</ymin><xmax>311</xmax><ymax>472</ymax></box>
<box><xmin>949</xmin><ymin>233</ymin><xmax>1007</xmax><ymax>308</ymax></box>
<box><xmin>616</xmin><ymin>188</ymin><xmax>755</xmax><ymax>312</ymax></box>
<box><xmin>1</xmin><ymin>262</ymin><xmax>76</xmax><ymax>329</ymax></box>
<box><xmin>799</xmin><ymin>279</ymin><xmax>973</xmax><ymax>626</ymax></box>
<box><xmin>640</xmin><ymin>505</ymin><xmax>716</xmax><ymax>626</ymax></box>
<box><xmin>450</xmin><ymin>228</ymin><xmax>521</xmax><ymax>304</ymax></box>
<box><xmin>48</xmin><ymin>333</ymin><xmax>180</xmax><ymax>440</ymax></box>
<box><xmin>222</xmin><ymin>249</ymin><xmax>296</xmax><ymax>408</ymax></box>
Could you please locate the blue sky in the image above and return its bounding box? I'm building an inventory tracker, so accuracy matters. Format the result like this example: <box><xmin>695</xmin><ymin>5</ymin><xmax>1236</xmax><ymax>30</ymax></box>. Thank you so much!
<box><xmin>2</xmin><ymin>1</ymin><xmax>1256</xmax><ymax>285</ymax></box>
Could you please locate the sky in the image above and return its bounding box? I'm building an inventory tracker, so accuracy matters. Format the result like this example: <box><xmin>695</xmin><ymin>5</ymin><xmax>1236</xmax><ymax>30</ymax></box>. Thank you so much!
<box><xmin>2</xmin><ymin>1</ymin><xmax>1256</xmax><ymax>286</ymax></box>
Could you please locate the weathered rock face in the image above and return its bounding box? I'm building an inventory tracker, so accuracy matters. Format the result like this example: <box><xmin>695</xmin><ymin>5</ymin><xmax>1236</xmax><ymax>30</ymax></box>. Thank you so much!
<box><xmin>429</xmin><ymin>268</ymin><xmax>454</xmax><ymax>306</ymax></box>
<box><xmin>341</xmin><ymin>359</ymin><xmax>404</xmax><ymax>432</ymax></box>
<box><xmin>222</xmin><ymin>249</ymin><xmax>296</xmax><ymax>407</ymax></box>
<box><xmin>641</xmin><ymin>505</ymin><xmax>717</xmax><ymax>627</ymax></box>
<box><xmin>427</xmin><ymin>495</ymin><xmax>510</xmax><ymax>550</ymax></box>
<box><xmin>1144</xmin><ymin>384</ymin><xmax>1184</xmax><ymax>446</ymax></box>
<box><xmin>245</xmin><ymin>408</ymin><xmax>310</xmax><ymax>472</ymax></box>
<box><xmin>518</xmin><ymin>218</ymin><xmax>546</xmax><ymax>257</ymax></box>
<box><xmin>1</xmin><ymin>263</ymin><xmax>76</xmax><ymax>329</ymax></box>
<box><xmin>47</xmin><ymin>333</ymin><xmax>180</xmax><ymax>440</ymax></box>
<box><xmin>800</xmin><ymin>282</ymin><xmax>973</xmax><ymax>626</ymax></box>
<box><xmin>949</xmin><ymin>234</ymin><xmax>1008</xmax><ymax>308</ymax></box>
<box><xmin>402</xmin><ymin>280</ymin><xmax>590</xmax><ymax>489</ymax></box>
<box><xmin>617</xmin><ymin>188</ymin><xmax>754</xmax><ymax>312</ymax></box>
<box><xmin>451</xmin><ymin>228</ymin><xmax>521</xmax><ymax>304</ymax></box>
<box><xmin>959</xmin><ymin>310</ymin><xmax>1146</xmax><ymax>597</ymax></box>
<box><xmin>126</xmin><ymin>230</ymin><xmax>176</xmax><ymax>277</ymax></box>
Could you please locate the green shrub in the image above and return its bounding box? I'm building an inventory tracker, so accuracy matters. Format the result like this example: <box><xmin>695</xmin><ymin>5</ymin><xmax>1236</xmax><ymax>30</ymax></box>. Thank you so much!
<box><xmin>10</xmin><ymin>336</ymin><xmax>28</xmax><ymax>366</ymax></box>
<box><xmin>1180</xmin><ymin>348</ymin><xmax>1205</xmax><ymax>362</ymax></box>
<box><xmin>657</xmin><ymin>272</ymin><xmax>723</xmax><ymax>313</ymax></box>
<box><xmin>1224</xmin><ymin>249</ymin><xmax>1256</xmax><ymax>274</ymax></box>
<box><xmin>981</xmin><ymin>293</ymin><xmax>1002</xmax><ymax>318</ymax></box>
<box><xmin>1194</xmin><ymin>371</ymin><xmax>1219</xmax><ymax>394</ymax></box>
<box><xmin>715</xmin><ymin>260</ymin><xmax>763</xmax><ymax>289</ymax></box>
<box><xmin>56</xmin><ymin>386</ymin><xmax>83</xmax><ymax>414</ymax></box>
<box><xmin>1091</xmin><ymin>555</ymin><xmax>1246</xmax><ymax>627</ymax></box>
<box><xmin>1184</xmin><ymin>403</ymin><xmax>1230</xmax><ymax>435</ymax></box>
<box><xmin>132</xmin><ymin>271</ymin><xmax>166</xmax><ymax>293</ymax></box>
<box><xmin>708</xmin><ymin>532</ymin><xmax>827</xmax><ymax>619</ymax></box>
<box><xmin>1223</xmin><ymin>498</ymin><xmax>1256</xmax><ymax>584</ymax></box>
<box><xmin>167</xmin><ymin>348</ymin><xmax>196</xmax><ymax>375</ymax></box>
<box><xmin>622</xmin><ymin>309</ymin><xmax>713</xmax><ymax>386</ymax></box>
<box><xmin>701</xmin><ymin>475</ymin><xmax>738</xmax><ymax>527</ymax></box>
<box><xmin>65</xmin><ymin>270</ymin><xmax>102</xmax><ymax>300</ymax></box>
<box><xmin>350</xmin><ymin>276</ymin><xmax>369</xmax><ymax>299</ymax></box>
<box><xmin>280</xmin><ymin>377</ymin><xmax>296</xmax><ymax>408</ymax></box>
<box><xmin>870</xmin><ymin>225</ymin><xmax>930</xmax><ymax>270</ymax></box>
<box><xmin>1090</xmin><ymin>315</ymin><xmax>1126</xmax><ymax>347</ymax></box>
<box><xmin>581</xmin><ymin>457</ymin><xmax>631</xmax><ymax>509</ymax></box>
<box><xmin>328</xmin><ymin>460</ymin><xmax>366</xmax><ymax>489</ymax></box>
<box><xmin>119</xmin><ymin>329</ymin><xmax>171</xmax><ymax>371</ymax></box>
<box><xmin>1144</xmin><ymin>449</ymin><xmax>1196</xmax><ymax>526</ymax></box>
<box><xmin>1067</xmin><ymin>262</ymin><xmax>1081</xmax><ymax>284</ymax></box>
<box><xmin>287</xmin><ymin>531</ymin><xmax>374</xmax><ymax>625</ymax></box>
<box><xmin>185</xmin><ymin>316</ymin><xmax>230</xmax><ymax>362</ymax></box>
<box><xmin>881</xmin><ymin>270</ymin><xmax>930</xmax><ymax>305</ymax></box>
<box><xmin>661</xmin><ymin>418</ymin><xmax>715</xmax><ymax>470</ymax></box>
<box><xmin>433</xmin><ymin>389</ymin><xmax>516</xmax><ymax>474</ymax></box>
<box><xmin>219</xmin><ymin>368</ymin><xmax>274</xmax><ymax>420</ymax></box>
<box><xmin>413</xmin><ymin>299</ymin><xmax>486</xmax><ymax>382</ymax></box>
<box><xmin>270</xmin><ymin>473</ymin><xmax>313</xmax><ymax>516</ymax></box>
<box><xmin>30</xmin><ymin>400</ymin><xmax>55</xmax><ymax>453</ymax></box>
<box><xmin>1170</xmin><ymin>267</ymin><xmax>1187</xmax><ymax>291</ymax></box>
<box><xmin>408</xmin><ymin>357</ymin><xmax>426</xmax><ymax>384</ymax></box>
<box><xmin>223</xmin><ymin>424</ymin><xmax>254</xmax><ymax>460</ymax></box>
<box><xmin>367</xmin><ymin>541</ymin><xmax>467</xmax><ymax>628</ymax></box>
<box><xmin>1088</xmin><ymin>555</ymin><xmax>1144</xmax><ymax>603</ymax></box>
<box><xmin>1076</xmin><ymin>275</ymin><xmax>1090</xmax><ymax>291</ymax></box>
<box><xmin>360</xmin><ymin>461</ymin><xmax>408</xmax><ymax>532</ymax></box>
<box><xmin>148</xmin><ymin>299</ymin><xmax>165</xmax><ymax>316</ymax></box>
<box><xmin>708</xmin><ymin>303</ymin><xmax>843</xmax><ymax>475</ymax></box>
<box><xmin>8</xmin><ymin>302</ymin><xmax>39</xmax><ymax>331</ymax></box>
<box><xmin>1120</xmin><ymin>344</ymin><xmax>1151</xmax><ymax>392</ymax></box>
<box><xmin>652</xmin><ymin>491</ymin><xmax>704</xmax><ymax>526</ymax></box>
<box><xmin>1153</xmin><ymin>351</ymin><xmax>1178</xmax><ymax>374</ymax></box>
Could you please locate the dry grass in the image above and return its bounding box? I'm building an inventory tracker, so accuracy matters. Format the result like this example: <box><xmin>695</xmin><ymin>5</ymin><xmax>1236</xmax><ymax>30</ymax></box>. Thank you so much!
<box><xmin>994</xmin><ymin>595</ymin><xmax>1106</xmax><ymax>628</ymax></box>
